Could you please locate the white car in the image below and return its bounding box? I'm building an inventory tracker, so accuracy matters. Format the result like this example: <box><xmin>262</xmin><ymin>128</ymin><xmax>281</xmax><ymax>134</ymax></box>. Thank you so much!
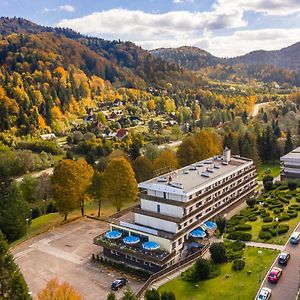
<box><xmin>256</xmin><ymin>287</ymin><xmax>272</xmax><ymax>300</ymax></box>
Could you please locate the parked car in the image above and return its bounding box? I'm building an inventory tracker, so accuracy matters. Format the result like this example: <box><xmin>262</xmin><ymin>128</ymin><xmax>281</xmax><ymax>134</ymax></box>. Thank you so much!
<box><xmin>256</xmin><ymin>287</ymin><xmax>272</xmax><ymax>300</ymax></box>
<box><xmin>268</xmin><ymin>267</ymin><xmax>282</xmax><ymax>283</ymax></box>
<box><xmin>111</xmin><ymin>278</ymin><xmax>128</xmax><ymax>291</ymax></box>
<box><xmin>290</xmin><ymin>231</ymin><xmax>300</xmax><ymax>244</ymax></box>
<box><xmin>278</xmin><ymin>252</ymin><xmax>290</xmax><ymax>265</ymax></box>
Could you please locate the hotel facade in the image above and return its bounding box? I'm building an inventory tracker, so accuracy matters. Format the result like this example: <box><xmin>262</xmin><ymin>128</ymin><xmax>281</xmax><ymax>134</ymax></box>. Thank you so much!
<box><xmin>280</xmin><ymin>147</ymin><xmax>300</xmax><ymax>180</ymax></box>
<box><xmin>94</xmin><ymin>149</ymin><xmax>257</xmax><ymax>273</ymax></box>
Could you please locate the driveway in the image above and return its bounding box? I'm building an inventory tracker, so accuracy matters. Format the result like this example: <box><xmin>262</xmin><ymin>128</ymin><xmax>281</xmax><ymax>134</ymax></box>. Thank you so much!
<box><xmin>12</xmin><ymin>218</ymin><xmax>143</xmax><ymax>299</ymax></box>
<box><xmin>258</xmin><ymin>222</ymin><xmax>300</xmax><ymax>300</ymax></box>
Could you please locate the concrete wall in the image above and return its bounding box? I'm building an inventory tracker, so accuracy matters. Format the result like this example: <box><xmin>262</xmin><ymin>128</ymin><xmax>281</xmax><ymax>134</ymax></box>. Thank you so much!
<box><xmin>140</xmin><ymin>199</ymin><xmax>183</xmax><ymax>218</ymax></box>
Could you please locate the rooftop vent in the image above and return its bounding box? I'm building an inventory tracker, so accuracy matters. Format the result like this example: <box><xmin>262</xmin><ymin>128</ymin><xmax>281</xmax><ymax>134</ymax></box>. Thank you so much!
<box><xmin>201</xmin><ymin>172</ymin><xmax>210</xmax><ymax>178</ymax></box>
<box><xmin>223</xmin><ymin>147</ymin><xmax>231</xmax><ymax>163</ymax></box>
<box><xmin>169</xmin><ymin>182</ymin><xmax>183</xmax><ymax>189</ymax></box>
<box><xmin>157</xmin><ymin>177</ymin><xmax>167</xmax><ymax>182</ymax></box>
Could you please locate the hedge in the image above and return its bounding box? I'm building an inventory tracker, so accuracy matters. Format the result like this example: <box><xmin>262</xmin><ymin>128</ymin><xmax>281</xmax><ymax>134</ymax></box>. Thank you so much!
<box><xmin>248</xmin><ymin>216</ymin><xmax>257</xmax><ymax>222</ymax></box>
<box><xmin>277</xmin><ymin>226</ymin><xmax>289</xmax><ymax>234</ymax></box>
<box><xmin>287</xmin><ymin>211</ymin><xmax>298</xmax><ymax>218</ymax></box>
<box><xmin>232</xmin><ymin>259</ymin><xmax>245</xmax><ymax>271</ymax></box>
<box><xmin>236</xmin><ymin>224</ymin><xmax>252</xmax><ymax>231</ymax></box>
<box><xmin>259</xmin><ymin>231</ymin><xmax>272</xmax><ymax>240</ymax></box>
<box><xmin>227</xmin><ymin>231</ymin><xmax>252</xmax><ymax>241</ymax></box>
<box><xmin>263</xmin><ymin>216</ymin><xmax>273</xmax><ymax>222</ymax></box>
<box><xmin>261</xmin><ymin>212</ymin><xmax>270</xmax><ymax>218</ymax></box>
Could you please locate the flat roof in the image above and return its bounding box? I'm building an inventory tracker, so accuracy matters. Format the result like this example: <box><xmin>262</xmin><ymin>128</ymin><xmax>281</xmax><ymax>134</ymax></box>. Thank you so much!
<box><xmin>139</xmin><ymin>155</ymin><xmax>252</xmax><ymax>195</ymax></box>
<box><xmin>281</xmin><ymin>147</ymin><xmax>300</xmax><ymax>160</ymax></box>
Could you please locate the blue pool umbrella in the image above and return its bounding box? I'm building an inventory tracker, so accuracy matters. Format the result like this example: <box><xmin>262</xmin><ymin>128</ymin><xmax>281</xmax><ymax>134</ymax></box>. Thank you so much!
<box><xmin>190</xmin><ymin>228</ymin><xmax>207</xmax><ymax>238</ymax></box>
<box><xmin>105</xmin><ymin>230</ymin><xmax>122</xmax><ymax>239</ymax></box>
<box><xmin>200</xmin><ymin>224</ymin><xmax>208</xmax><ymax>231</ymax></box>
<box><xmin>205</xmin><ymin>221</ymin><xmax>217</xmax><ymax>229</ymax></box>
<box><xmin>142</xmin><ymin>241</ymin><xmax>160</xmax><ymax>251</ymax></box>
<box><xmin>123</xmin><ymin>235</ymin><xmax>140</xmax><ymax>245</ymax></box>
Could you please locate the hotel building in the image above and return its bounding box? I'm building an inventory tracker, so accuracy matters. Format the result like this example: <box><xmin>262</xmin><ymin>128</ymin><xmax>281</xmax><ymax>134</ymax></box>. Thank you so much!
<box><xmin>94</xmin><ymin>148</ymin><xmax>257</xmax><ymax>273</ymax></box>
<box><xmin>280</xmin><ymin>147</ymin><xmax>300</xmax><ymax>180</ymax></box>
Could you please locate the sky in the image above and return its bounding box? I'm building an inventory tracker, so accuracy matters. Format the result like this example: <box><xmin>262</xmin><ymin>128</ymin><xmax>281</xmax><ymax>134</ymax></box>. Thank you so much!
<box><xmin>1</xmin><ymin>0</ymin><xmax>300</xmax><ymax>57</ymax></box>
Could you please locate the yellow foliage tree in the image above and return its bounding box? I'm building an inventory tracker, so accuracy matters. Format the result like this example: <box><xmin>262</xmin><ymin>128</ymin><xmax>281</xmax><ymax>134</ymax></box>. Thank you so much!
<box><xmin>36</xmin><ymin>278</ymin><xmax>83</xmax><ymax>300</ymax></box>
<box><xmin>148</xmin><ymin>99</ymin><xmax>156</xmax><ymax>111</ymax></box>
<box><xmin>153</xmin><ymin>149</ymin><xmax>178</xmax><ymax>172</ymax></box>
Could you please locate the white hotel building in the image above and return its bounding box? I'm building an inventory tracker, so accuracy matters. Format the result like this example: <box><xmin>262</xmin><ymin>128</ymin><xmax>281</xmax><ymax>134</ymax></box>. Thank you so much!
<box><xmin>95</xmin><ymin>149</ymin><xmax>257</xmax><ymax>272</ymax></box>
<box><xmin>280</xmin><ymin>147</ymin><xmax>300</xmax><ymax>180</ymax></box>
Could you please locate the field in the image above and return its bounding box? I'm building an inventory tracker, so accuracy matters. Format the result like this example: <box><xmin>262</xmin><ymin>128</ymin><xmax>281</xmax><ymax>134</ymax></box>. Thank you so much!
<box><xmin>159</xmin><ymin>247</ymin><xmax>278</xmax><ymax>300</ymax></box>
<box><xmin>257</xmin><ymin>162</ymin><xmax>280</xmax><ymax>181</ymax></box>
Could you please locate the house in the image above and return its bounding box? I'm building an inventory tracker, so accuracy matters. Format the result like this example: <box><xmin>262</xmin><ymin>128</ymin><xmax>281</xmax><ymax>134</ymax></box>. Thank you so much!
<box><xmin>40</xmin><ymin>133</ymin><xmax>56</xmax><ymax>140</ymax></box>
<box><xmin>94</xmin><ymin>148</ymin><xmax>257</xmax><ymax>273</ymax></box>
<box><xmin>116</xmin><ymin>128</ymin><xmax>128</xmax><ymax>140</ymax></box>
<box><xmin>280</xmin><ymin>147</ymin><xmax>300</xmax><ymax>180</ymax></box>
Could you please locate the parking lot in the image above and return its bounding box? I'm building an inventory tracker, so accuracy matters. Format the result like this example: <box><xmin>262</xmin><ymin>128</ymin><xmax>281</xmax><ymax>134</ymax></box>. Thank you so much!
<box><xmin>259</xmin><ymin>222</ymin><xmax>300</xmax><ymax>300</ymax></box>
<box><xmin>12</xmin><ymin>218</ymin><xmax>144</xmax><ymax>299</ymax></box>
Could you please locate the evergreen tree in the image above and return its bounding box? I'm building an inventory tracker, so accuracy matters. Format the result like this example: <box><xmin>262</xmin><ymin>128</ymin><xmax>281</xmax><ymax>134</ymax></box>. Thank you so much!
<box><xmin>0</xmin><ymin>231</ymin><xmax>30</xmax><ymax>299</ymax></box>
<box><xmin>284</xmin><ymin>130</ymin><xmax>294</xmax><ymax>154</ymax></box>
<box><xmin>262</xmin><ymin>112</ymin><xmax>268</xmax><ymax>123</ymax></box>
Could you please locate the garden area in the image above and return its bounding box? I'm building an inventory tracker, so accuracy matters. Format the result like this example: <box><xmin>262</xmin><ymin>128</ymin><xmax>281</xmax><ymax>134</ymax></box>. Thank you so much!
<box><xmin>226</xmin><ymin>181</ymin><xmax>300</xmax><ymax>245</ymax></box>
<box><xmin>257</xmin><ymin>162</ymin><xmax>280</xmax><ymax>181</ymax></box>
<box><xmin>159</xmin><ymin>242</ymin><xmax>278</xmax><ymax>300</ymax></box>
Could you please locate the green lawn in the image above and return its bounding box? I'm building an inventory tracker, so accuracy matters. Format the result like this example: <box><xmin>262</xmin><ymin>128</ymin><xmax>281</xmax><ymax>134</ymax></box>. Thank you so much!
<box><xmin>257</xmin><ymin>163</ymin><xmax>280</xmax><ymax>181</ymax></box>
<box><xmin>159</xmin><ymin>247</ymin><xmax>278</xmax><ymax>300</ymax></box>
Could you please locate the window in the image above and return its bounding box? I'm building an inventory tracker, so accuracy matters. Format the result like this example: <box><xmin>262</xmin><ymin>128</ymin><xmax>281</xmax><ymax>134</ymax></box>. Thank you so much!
<box><xmin>157</xmin><ymin>204</ymin><xmax>161</xmax><ymax>213</ymax></box>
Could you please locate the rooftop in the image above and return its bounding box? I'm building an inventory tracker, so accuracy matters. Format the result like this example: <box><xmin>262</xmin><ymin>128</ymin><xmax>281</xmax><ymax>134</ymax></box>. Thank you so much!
<box><xmin>139</xmin><ymin>155</ymin><xmax>252</xmax><ymax>195</ymax></box>
<box><xmin>281</xmin><ymin>147</ymin><xmax>300</xmax><ymax>160</ymax></box>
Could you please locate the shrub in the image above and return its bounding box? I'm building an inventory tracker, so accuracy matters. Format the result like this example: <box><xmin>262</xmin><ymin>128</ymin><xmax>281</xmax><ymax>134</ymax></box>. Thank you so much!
<box><xmin>264</xmin><ymin>181</ymin><xmax>274</xmax><ymax>191</ymax></box>
<box><xmin>263</xmin><ymin>175</ymin><xmax>274</xmax><ymax>184</ymax></box>
<box><xmin>277</xmin><ymin>226</ymin><xmax>289</xmax><ymax>235</ymax></box>
<box><xmin>161</xmin><ymin>291</ymin><xmax>176</xmax><ymax>300</ymax></box>
<box><xmin>278</xmin><ymin>214</ymin><xmax>290</xmax><ymax>221</ymax></box>
<box><xmin>194</xmin><ymin>258</ymin><xmax>211</xmax><ymax>281</ymax></box>
<box><xmin>227</xmin><ymin>231</ymin><xmax>252</xmax><ymax>241</ymax></box>
<box><xmin>210</xmin><ymin>243</ymin><xmax>227</xmax><ymax>264</ymax></box>
<box><xmin>263</xmin><ymin>216</ymin><xmax>273</xmax><ymax>222</ymax></box>
<box><xmin>259</xmin><ymin>231</ymin><xmax>272</xmax><ymax>240</ymax></box>
<box><xmin>246</xmin><ymin>197</ymin><xmax>256</xmax><ymax>208</ymax></box>
<box><xmin>145</xmin><ymin>289</ymin><xmax>160</xmax><ymax>300</ymax></box>
<box><xmin>261</xmin><ymin>212</ymin><xmax>270</xmax><ymax>218</ymax></box>
<box><xmin>248</xmin><ymin>216</ymin><xmax>257</xmax><ymax>221</ymax></box>
<box><xmin>232</xmin><ymin>259</ymin><xmax>245</xmax><ymax>271</ymax></box>
<box><xmin>287</xmin><ymin>211</ymin><xmax>298</xmax><ymax>218</ymax></box>
<box><xmin>236</xmin><ymin>224</ymin><xmax>252</xmax><ymax>231</ymax></box>
<box><xmin>296</xmin><ymin>197</ymin><xmax>300</xmax><ymax>203</ymax></box>
<box><xmin>288</xmin><ymin>181</ymin><xmax>298</xmax><ymax>190</ymax></box>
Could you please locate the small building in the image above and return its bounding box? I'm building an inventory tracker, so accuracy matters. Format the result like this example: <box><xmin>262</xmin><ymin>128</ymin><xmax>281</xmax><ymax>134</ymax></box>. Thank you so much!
<box><xmin>280</xmin><ymin>147</ymin><xmax>300</xmax><ymax>180</ymax></box>
<box><xmin>40</xmin><ymin>133</ymin><xmax>56</xmax><ymax>140</ymax></box>
<box><xmin>94</xmin><ymin>148</ymin><xmax>257</xmax><ymax>273</ymax></box>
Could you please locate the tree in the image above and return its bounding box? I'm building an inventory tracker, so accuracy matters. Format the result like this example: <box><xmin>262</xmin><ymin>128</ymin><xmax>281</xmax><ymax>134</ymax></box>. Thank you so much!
<box><xmin>36</xmin><ymin>173</ymin><xmax>52</xmax><ymax>214</ymax></box>
<box><xmin>264</xmin><ymin>180</ymin><xmax>273</xmax><ymax>191</ymax></box>
<box><xmin>209</xmin><ymin>242</ymin><xmax>226</xmax><ymax>264</ymax></box>
<box><xmin>19</xmin><ymin>174</ymin><xmax>38</xmax><ymax>203</ymax></box>
<box><xmin>145</xmin><ymin>289</ymin><xmax>160</xmax><ymax>300</ymax></box>
<box><xmin>144</xmin><ymin>143</ymin><xmax>160</xmax><ymax>161</ymax></box>
<box><xmin>176</xmin><ymin>137</ymin><xmax>197</xmax><ymax>167</ymax></box>
<box><xmin>160</xmin><ymin>291</ymin><xmax>176</xmax><ymax>300</ymax></box>
<box><xmin>262</xmin><ymin>112</ymin><xmax>268</xmax><ymax>123</ymax></box>
<box><xmin>148</xmin><ymin>99</ymin><xmax>156</xmax><ymax>111</ymax></box>
<box><xmin>0</xmin><ymin>180</ymin><xmax>30</xmax><ymax>242</ymax></box>
<box><xmin>194</xmin><ymin>130</ymin><xmax>222</xmax><ymax>161</ymax></box>
<box><xmin>246</xmin><ymin>197</ymin><xmax>256</xmax><ymax>207</ymax></box>
<box><xmin>216</xmin><ymin>216</ymin><xmax>226</xmax><ymax>235</ymax></box>
<box><xmin>88</xmin><ymin>171</ymin><xmax>105</xmax><ymax>217</ymax></box>
<box><xmin>103</xmin><ymin>158</ymin><xmax>138</xmax><ymax>212</ymax></box>
<box><xmin>153</xmin><ymin>150</ymin><xmax>178</xmax><ymax>172</ymax></box>
<box><xmin>121</xmin><ymin>287</ymin><xmax>137</xmax><ymax>300</ymax></box>
<box><xmin>194</xmin><ymin>258</ymin><xmax>210</xmax><ymax>281</ymax></box>
<box><xmin>288</xmin><ymin>181</ymin><xmax>298</xmax><ymax>191</ymax></box>
<box><xmin>133</xmin><ymin>156</ymin><xmax>154</xmax><ymax>182</ymax></box>
<box><xmin>0</xmin><ymin>231</ymin><xmax>30</xmax><ymax>300</ymax></box>
<box><xmin>284</xmin><ymin>130</ymin><xmax>293</xmax><ymax>154</ymax></box>
<box><xmin>171</xmin><ymin>125</ymin><xmax>182</xmax><ymax>140</ymax></box>
<box><xmin>107</xmin><ymin>291</ymin><xmax>117</xmax><ymax>300</ymax></box>
<box><xmin>36</xmin><ymin>278</ymin><xmax>83</xmax><ymax>300</ymax></box>
<box><xmin>129</xmin><ymin>139</ymin><xmax>141</xmax><ymax>160</ymax></box>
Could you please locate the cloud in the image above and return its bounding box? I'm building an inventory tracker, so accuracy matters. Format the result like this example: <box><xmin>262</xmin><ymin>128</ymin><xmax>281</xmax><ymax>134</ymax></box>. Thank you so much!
<box><xmin>57</xmin><ymin>8</ymin><xmax>246</xmax><ymax>41</ymax></box>
<box><xmin>214</xmin><ymin>0</ymin><xmax>300</xmax><ymax>16</ymax></box>
<box><xmin>173</xmin><ymin>0</ymin><xmax>194</xmax><ymax>3</ymax></box>
<box><xmin>43</xmin><ymin>4</ymin><xmax>75</xmax><ymax>13</ymax></box>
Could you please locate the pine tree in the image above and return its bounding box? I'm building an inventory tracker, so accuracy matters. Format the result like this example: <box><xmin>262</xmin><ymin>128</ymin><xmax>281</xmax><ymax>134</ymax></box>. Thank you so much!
<box><xmin>284</xmin><ymin>130</ymin><xmax>294</xmax><ymax>154</ymax></box>
<box><xmin>0</xmin><ymin>231</ymin><xmax>30</xmax><ymax>299</ymax></box>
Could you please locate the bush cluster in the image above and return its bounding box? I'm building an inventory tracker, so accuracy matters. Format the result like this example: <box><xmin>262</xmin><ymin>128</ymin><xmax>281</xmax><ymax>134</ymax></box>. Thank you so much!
<box><xmin>232</xmin><ymin>259</ymin><xmax>245</xmax><ymax>271</ymax></box>
<box><xmin>227</xmin><ymin>231</ymin><xmax>252</xmax><ymax>241</ymax></box>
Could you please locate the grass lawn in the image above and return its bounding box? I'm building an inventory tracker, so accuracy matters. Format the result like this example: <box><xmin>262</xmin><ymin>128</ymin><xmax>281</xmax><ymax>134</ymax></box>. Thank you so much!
<box><xmin>257</xmin><ymin>162</ymin><xmax>280</xmax><ymax>181</ymax></box>
<box><xmin>245</xmin><ymin>197</ymin><xmax>300</xmax><ymax>245</ymax></box>
<box><xmin>159</xmin><ymin>247</ymin><xmax>278</xmax><ymax>300</ymax></box>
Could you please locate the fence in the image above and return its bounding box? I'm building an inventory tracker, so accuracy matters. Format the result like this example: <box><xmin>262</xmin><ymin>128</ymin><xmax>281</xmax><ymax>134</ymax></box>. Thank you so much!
<box><xmin>135</xmin><ymin>242</ymin><xmax>210</xmax><ymax>299</ymax></box>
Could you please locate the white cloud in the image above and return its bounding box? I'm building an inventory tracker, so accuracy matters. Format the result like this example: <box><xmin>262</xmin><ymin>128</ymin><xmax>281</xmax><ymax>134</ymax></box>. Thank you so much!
<box><xmin>214</xmin><ymin>0</ymin><xmax>300</xmax><ymax>16</ymax></box>
<box><xmin>173</xmin><ymin>0</ymin><xmax>194</xmax><ymax>3</ymax></box>
<box><xmin>57</xmin><ymin>8</ymin><xmax>246</xmax><ymax>40</ymax></box>
<box><xmin>43</xmin><ymin>4</ymin><xmax>75</xmax><ymax>13</ymax></box>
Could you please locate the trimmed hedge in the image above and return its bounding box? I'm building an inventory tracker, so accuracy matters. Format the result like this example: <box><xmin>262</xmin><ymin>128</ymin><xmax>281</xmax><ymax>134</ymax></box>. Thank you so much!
<box><xmin>236</xmin><ymin>224</ymin><xmax>252</xmax><ymax>231</ymax></box>
<box><xmin>227</xmin><ymin>231</ymin><xmax>252</xmax><ymax>241</ymax></box>
<box><xmin>248</xmin><ymin>216</ymin><xmax>257</xmax><ymax>222</ymax></box>
<box><xmin>263</xmin><ymin>216</ymin><xmax>273</xmax><ymax>222</ymax></box>
<box><xmin>259</xmin><ymin>231</ymin><xmax>272</xmax><ymax>240</ymax></box>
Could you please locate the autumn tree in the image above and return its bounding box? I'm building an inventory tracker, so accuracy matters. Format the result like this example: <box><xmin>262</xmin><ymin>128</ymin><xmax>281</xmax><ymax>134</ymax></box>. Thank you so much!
<box><xmin>176</xmin><ymin>137</ymin><xmax>198</xmax><ymax>167</ymax></box>
<box><xmin>0</xmin><ymin>231</ymin><xmax>30</xmax><ymax>300</ymax></box>
<box><xmin>102</xmin><ymin>158</ymin><xmax>138</xmax><ymax>212</ymax></box>
<box><xmin>36</xmin><ymin>278</ymin><xmax>83</xmax><ymax>300</ymax></box>
<box><xmin>171</xmin><ymin>125</ymin><xmax>182</xmax><ymax>140</ymax></box>
<box><xmin>148</xmin><ymin>99</ymin><xmax>156</xmax><ymax>111</ymax></box>
<box><xmin>133</xmin><ymin>156</ymin><xmax>154</xmax><ymax>182</ymax></box>
<box><xmin>153</xmin><ymin>149</ymin><xmax>178</xmax><ymax>172</ymax></box>
<box><xmin>36</xmin><ymin>173</ymin><xmax>52</xmax><ymax>214</ymax></box>
<box><xmin>88</xmin><ymin>171</ymin><xmax>104</xmax><ymax>217</ymax></box>
<box><xmin>52</xmin><ymin>159</ymin><xmax>93</xmax><ymax>219</ymax></box>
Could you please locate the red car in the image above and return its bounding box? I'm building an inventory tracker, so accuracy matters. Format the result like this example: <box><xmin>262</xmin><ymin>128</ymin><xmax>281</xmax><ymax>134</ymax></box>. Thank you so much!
<box><xmin>268</xmin><ymin>267</ymin><xmax>282</xmax><ymax>283</ymax></box>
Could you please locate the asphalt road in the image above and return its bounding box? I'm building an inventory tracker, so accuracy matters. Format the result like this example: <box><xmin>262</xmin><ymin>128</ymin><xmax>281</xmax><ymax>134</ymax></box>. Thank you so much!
<box><xmin>258</xmin><ymin>222</ymin><xmax>300</xmax><ymax>300</ymax></box>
